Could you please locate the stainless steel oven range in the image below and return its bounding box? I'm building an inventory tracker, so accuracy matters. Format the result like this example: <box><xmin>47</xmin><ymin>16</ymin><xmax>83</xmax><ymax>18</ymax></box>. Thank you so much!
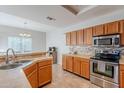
<box><xmin>90</xmin><ymin>50</ymin><xmax>120</xmax><ymax>88</ymax></box>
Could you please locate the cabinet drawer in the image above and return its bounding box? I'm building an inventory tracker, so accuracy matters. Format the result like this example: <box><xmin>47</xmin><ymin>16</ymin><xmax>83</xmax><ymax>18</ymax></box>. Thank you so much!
<box><xmin>80</xmin><ymin>58</ymin><xmax>90</xmax><ymax>63</ymax></box>
<box><xmin>120</xmin><ymin>64</ymin><xmax>124</xmax><ymax>71</ymax></box>
<box><xmin>38</xmin><ymin>60</ymin><xmax>52</xmax><ymax>67</ymax></box>
<box><xmin>24</xmin><ymin>63</ymin><xmax>37</xmax><ymax>76</ymax></box>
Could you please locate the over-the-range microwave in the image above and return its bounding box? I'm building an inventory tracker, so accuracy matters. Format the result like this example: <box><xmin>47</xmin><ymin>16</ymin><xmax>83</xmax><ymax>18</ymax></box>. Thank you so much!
<box><xmin>93</xmin><ymin>34</ymin><xmax>120</xmax><ymax>47</ymax></box>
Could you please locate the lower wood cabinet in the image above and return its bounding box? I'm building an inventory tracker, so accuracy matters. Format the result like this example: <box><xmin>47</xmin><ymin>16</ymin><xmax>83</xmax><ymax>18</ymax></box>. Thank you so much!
<box><xmin>80</xmin><ymin>59</ymin><xmax>90</xmax><ymax>79</ymax></box>
<box><xmin>73</xmin><ymin>57</ymin><xmax>81</xmax><ymax>75</ymax></box>
<box><xmin>62</xmin><ymin>55</ymin><xmax>66</xmax><ymax>70</ymax></box>
<box><xmin>62</xmin><ymin>55</ymin><xmax>90</xmax><ymax>79</ymax></box>
<box><xmin>27</xmin><ymin>69</ymin><xmax>38</xmax><ymax>88</ymax></box>
<box><xmin>38</xmin><ymin>60</ymin><xmax>52</xmax><ymax>87</ymax></box>
<box><xmin>23</xmin><ymin>59</ymin><xmax>52</xmax><ymax>88</ymax></box>
<box><xmin>24</xmin><ymin>63</ymin><xmax>38</xmax><ymax>88</ymax></box>
<box><xmin>120</xmin><ymin>64</ymin><xmax>124</xmax><ymax>88</ymax></box>
<box><xmin>66</xmin><ymin>56</ymin><xmax>73</xmax><ymax>72</ymax></box>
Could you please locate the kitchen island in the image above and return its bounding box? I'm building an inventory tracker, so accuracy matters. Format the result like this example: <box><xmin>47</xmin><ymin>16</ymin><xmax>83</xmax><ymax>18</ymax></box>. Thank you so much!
<box><xmin>0</xmin><ymin>55</ymin><xmax>53</xmax><ymax>88</ymax></box>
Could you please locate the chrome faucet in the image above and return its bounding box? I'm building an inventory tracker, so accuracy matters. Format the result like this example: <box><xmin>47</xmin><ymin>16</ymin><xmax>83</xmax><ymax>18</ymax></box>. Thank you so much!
<box><xmin>5</xmin><ymin>48</ymin><xmax>16</xmax><ymax>64</ymax></box>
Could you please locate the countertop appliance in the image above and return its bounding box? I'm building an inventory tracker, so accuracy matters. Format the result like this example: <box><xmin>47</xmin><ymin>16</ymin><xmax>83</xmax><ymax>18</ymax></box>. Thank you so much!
<box><xmin>90</xmin><ymin>50</ymin><xmax>120</xmax><ymax>88</ymax></box>
<box><xmin>47</xmin><ymin>47</ymin><xmax>57</xmax><ymax>64</ymax></box>
<box><xmin>93</xmin><ymin>34</ymin><xmax>120</xmax><ymax>47</ymax></box>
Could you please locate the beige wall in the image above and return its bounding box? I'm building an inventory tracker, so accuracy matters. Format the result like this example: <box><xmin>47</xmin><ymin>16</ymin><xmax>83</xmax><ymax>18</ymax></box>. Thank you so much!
<box><xmin>0</xmin><ymin>25</ymin><xmax>46</xmax><ymax>52</ymax></box>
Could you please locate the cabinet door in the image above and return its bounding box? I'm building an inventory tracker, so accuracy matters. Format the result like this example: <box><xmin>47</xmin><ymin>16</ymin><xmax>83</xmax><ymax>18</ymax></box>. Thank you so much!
<box><xmin>80</xmin><ymin>59</ymin><xmax>90</xmax><ymax>79</ymax></box>
<box><xmin>66</xmin><ymin>32</ymin><xmax>71</xmax><ymax>45</ymax></box>
<box><xmin>93</xmin><ymin>25</ymin><xmax>104</xmax><ymax>36</ymax></box>
<box><xmin>38</xmin><ymin>65</ymin><xmax>52</xmax><ymax>87</ymax></box>
<box><xmin>120</xmin><ymin>70</ymin><xmax>124</xmax><ymax>88</ymax></box>
<box><xmin>105</xmin><ymin>21</ymin><xmax>120</xmax><ymax>35</ymax></box>
<box><xmin>66</xmin><ymin>56</ymin><xmax>73</xmax><ymax>72</ymax></box>
<box><xmin>120</xmin><ymin>20</ymin><xmax>124</xmax><ymax>46</ymax></box>
<box><xmin>71</xmin><ymin>31</ymin><xmax>77</xmax><ymax>45</ymax></box>
<box><xmin>27</xmin><ymin>70</ymin><xmax>38</xmax><ymax>88</ymax></box>
<box><xmin>77</xmin><ymin>30</ymin><xmax>84</xmax><ymax>45</ymax></box>
<box><xmin>84</xmin><ymin>27</ymin><xmax>93</xmax><ymax>45</ymax></box>
<box><xmin>120</xmin><ymin>64</ymin><xmax>124</xmax><ymax>88</ymax></box>
<box><xmin>73</xmin><ymin>57</ymin><xmax>81</xmax><ymax>75</ymax></box>
<box><xmin>62</xmin><ymin>55</ymin><xmax>66</xmax><ymax>70</ymax></box>
<box><xmin>23</xmin><ymin>64</ymin><xmax>38</xmax><ymax>88</ymax></box>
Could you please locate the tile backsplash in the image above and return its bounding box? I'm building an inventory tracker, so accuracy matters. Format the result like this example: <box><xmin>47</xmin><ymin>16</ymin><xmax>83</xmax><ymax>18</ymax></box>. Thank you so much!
<box><xmin>68</xmin><ymin>46</ymin><xmax>124</xmax><ymax>56</ymax></box>
<box><xmin>68</xmin><ymin>46</ymin><xmax>96</xmax><ymax>56</ymax></box>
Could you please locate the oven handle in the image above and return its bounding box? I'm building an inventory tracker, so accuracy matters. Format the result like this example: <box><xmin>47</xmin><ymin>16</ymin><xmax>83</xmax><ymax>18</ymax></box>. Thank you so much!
<box><xmin>90</xmin><ymin>60</ymin><xmax>119</xmax><ymax>66</ymax></box>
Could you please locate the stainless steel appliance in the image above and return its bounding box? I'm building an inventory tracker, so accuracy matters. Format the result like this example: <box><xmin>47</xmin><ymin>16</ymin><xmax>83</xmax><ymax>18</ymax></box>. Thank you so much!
<box><xmin>90</xmin><ymin>50</ymin><xmax>120</xmax><ymax>88</ymax></box>
<box><xmin>93</xmin><ymin>34</ymin><xmax>120</xmax><ymax>47</ymax></box>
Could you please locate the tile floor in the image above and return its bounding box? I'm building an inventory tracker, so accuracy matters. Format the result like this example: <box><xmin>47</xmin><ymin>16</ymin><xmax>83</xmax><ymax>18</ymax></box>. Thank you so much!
<box><xmin>43</xmin><ymin>64</ymin><xmax>99</xmax><ymax>88</ymax></box>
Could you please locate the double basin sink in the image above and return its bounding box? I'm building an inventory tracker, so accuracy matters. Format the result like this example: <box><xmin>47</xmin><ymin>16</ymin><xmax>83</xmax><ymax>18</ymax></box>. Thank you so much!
<box><xmin>0</xmin><ymin>60</ymin><xmax>32</xmax><ymax>70</ymax></box>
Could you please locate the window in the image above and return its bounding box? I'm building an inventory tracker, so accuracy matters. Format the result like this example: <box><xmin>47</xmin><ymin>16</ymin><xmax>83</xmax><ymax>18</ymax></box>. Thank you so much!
<box><xmin>8</xmin><ymin>37</ymin><xmax>32</xmax><ymax>53</ymax></box>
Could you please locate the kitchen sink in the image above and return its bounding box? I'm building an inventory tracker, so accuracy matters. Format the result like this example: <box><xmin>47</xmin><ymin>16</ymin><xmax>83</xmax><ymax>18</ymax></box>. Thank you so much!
<box><xmin>0</xmin><ymin>63</ymin><xmax>22</xmax><ymax>70</ymax></box>
<box><xmin>0</xmin><ymin>60</ymin><xmax>32</xmax><ymax>70</ymax></box>
<box><xmin>15</xmin><ymin>60</ymin><xmax>32</xmax><ymax>64</ymax></box>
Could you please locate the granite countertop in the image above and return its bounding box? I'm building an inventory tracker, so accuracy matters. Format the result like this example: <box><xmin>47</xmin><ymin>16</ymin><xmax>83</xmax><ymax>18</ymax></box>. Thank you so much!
<box><xmin>63</xmin><ymin>54</ymin><xmax>91</xmax><ymax>59</ymax></box>
<box><xmin>0</xmin><ymin>56</ymin><xmax>53</xmax><ymax>88</ymax></box>
<box><xmin>64</xmin><ymin>54</ymin><xmax>124</xmax><ymax>65</ymax></box>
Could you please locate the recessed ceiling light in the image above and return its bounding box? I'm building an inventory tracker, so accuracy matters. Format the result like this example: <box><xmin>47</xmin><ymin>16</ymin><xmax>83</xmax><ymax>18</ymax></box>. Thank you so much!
<box><xmin>46</xmin><ymin>16</ymin><xmax>56</xmax><ymax>21</ymax></box>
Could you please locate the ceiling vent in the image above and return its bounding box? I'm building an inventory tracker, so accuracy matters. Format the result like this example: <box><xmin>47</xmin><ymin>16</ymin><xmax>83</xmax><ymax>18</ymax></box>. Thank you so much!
<box><xmin>46</xmin><ymin>16</ymin><xmax>56</xmax><ymax>21</ymax></box>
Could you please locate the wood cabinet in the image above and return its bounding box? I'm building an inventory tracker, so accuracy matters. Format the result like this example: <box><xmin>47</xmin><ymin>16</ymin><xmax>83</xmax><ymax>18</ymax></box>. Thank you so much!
<box><xmin>93</xmin><ymin>24</ymin><xmax>104</xmax><ymax>36</ymax></box>
<box><xmin>77</xmin><ymin>30</ymin><xmax>84</xmax><ymax>45</ymax></box>
<box><xmin>65</xmin><ymin>20</ymin><xmax>124</xmax><ymax>46</ymax></box>
<box><xmin>120</xmin><ymin>20</ymin><xmax>124</xmax><ymax>46</ymax></box>
<box><xmin>38</xmin><ymin>60</ymin><xmax>52</xmax><ymax>87</ymax></box>
<box><xmin>73</xmin><ymin>57</ymin><xmax>81</xmax><ymax>75</ymax></box>
<box><xmin>71</xmin><ymin>31</ymin><xmax>77</xmax><ymax>45</ymax></box>
<box><xmin>105</xmin><ymin>21</ymin><xmax>120</xmax><ymax>35</ymax></box>
<box><xmin>84</xmin><ymin>27</ymin><xmax>93</xmax><ymax>45</ymax></box>
<box><xmin>66</xmin><ymin>56</ymin><xmax>73</xmax><ymax>72</ymax></box>
<box><xmin>120</xmin><ymin>64</ymin><xmax>124</xmax><ymax>88</ymax></box>
<box><xmin>80</xmin><ymin>59</ymin><xmax>90</xmax><ymax>79</ymax></box>
<box><xmin>66</xmin><ymin>32</ymin><xmax>71</xmax><ymax>45</ymax></box>
<box><xmin>23</xmin><ymin>59</ymin><xmax>52</xmax><ymax>88</ymax></box>
<box><xmin>23</xmin><ymin>63</ymin><xmax>38</xmax><ymax>88</ymax></box>
<box><xmin>62</xmin><ymin>55</ymin><xmax>66</xmax><ymax>70</ymax></box>
<box><xmin>62</xmin><ymin>55</ymin><xmax>90</xmax><ymax>79</ymax></box>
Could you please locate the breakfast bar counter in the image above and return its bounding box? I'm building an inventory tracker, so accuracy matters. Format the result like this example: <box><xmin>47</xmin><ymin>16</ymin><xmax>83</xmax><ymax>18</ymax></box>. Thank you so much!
<box><xmin>0</xmin><ymin>56</ymin><xmax>53</xmax><ymax>88</ymax></box>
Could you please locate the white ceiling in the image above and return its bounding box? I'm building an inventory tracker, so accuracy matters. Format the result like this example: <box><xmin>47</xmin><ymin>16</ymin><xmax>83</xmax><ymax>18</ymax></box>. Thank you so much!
<box><xmin>0</xmin><ymin>5</ymin><xmax>124</xmax><ymax>32</ymax></box>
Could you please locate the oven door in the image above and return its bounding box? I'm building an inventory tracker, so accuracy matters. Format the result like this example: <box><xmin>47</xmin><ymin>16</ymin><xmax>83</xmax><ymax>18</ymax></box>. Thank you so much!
<box><xmin>90</xmin><ymin>60</ymin><xmax>118</xmax><ymax>83</ymax></box>
<box><xmin>93</xmin><ymin>61</ymin><xmax>114</xmax><ymax>78</ymax></box>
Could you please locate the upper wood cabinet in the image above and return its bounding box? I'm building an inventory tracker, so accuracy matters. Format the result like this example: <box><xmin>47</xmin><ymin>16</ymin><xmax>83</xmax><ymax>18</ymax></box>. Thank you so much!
<box><xmin>71</xmin><ymin>31</ymin><xmax>77</xmax><ymax>45</ymax></box>
<box><xmin>105</xmin><ymin>21</ymin><xmax>120</xmax><ymax>35</ymax></box>
<box><xmin>120</xmin><ymin>64</ymin><xmax>124</xmax><ymax>88</ymax></box>
<box><xmin>120</xmin><ymin>20</ymin><xmax>124</xmax><ymax>46</ymax></box>
<box><xmin>77</xmin><ymin>29</ymin><xmax>84</xmax><ymax>45</ymax></box>
<box><xmin>84</xmin><ymin>27</ymin><xmax>93</xmax><ymax>45</ymax></box>
<box><xmin>66</xmin><ymin>32</ymin><xmax>71</xmax><ymax>46</ymax></box>
<box><xmin>65</xmin><ymin>19</ymin><xmax>124</xmax><ymax>46</ymax></box>
<box><xmin>73</xmin><ymin>57</ymin><xmax>81</xmax><ymax>75</ymax></box>
<box><xmin>66</xmin><ymin>56</ymin><xmax>73</xmax><ymax>72</ymax></box>
<box><xmin>93</xmin><ymin>24</ymin><xmax>104</xmax><ymax>36</ymax></box>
